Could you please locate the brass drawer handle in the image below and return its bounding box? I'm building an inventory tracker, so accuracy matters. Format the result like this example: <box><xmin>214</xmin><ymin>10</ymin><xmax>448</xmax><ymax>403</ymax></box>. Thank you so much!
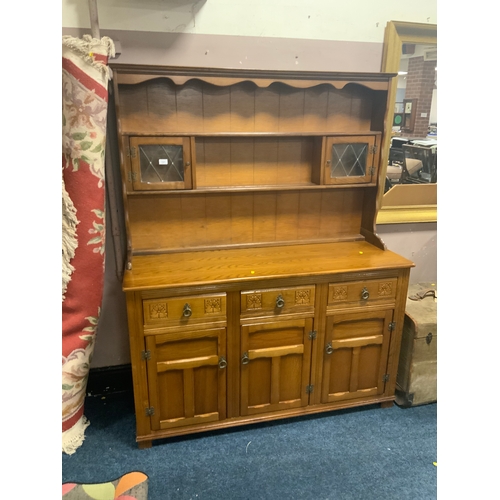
<box><xmin>325</xmin><ymin>342</ymin><xmax>333</xmax><ymax>355</ymax></box>
<box><xmin>276</xmin><ymin>294</ymin><xmax>285</xmax><ymax>308</ymax></box>
<box><xmin>219</xmin><ymin>356</ymin><xmax>227</xmax><ymax>369</ymax></box>
<box><xmin>241</xmin><ymin>352</ymin><xmax>249</xmax><ymax>365</ymax></box>
<box><xmin>182</xmin><ymin>303</ymin><xmax>192</xmax><ymax>318</ymax></box>
<box><xmin>361</xmin><ymin>287</ymin><xmax>370</xmax><ymax>300</ymax></box>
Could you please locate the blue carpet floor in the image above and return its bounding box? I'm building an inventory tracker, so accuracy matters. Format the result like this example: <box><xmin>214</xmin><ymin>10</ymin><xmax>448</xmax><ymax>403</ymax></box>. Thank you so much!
<box><xmin>62</xmin><ymin>393</ymin><xmax>437</xmax><ymax>499</ymax></box>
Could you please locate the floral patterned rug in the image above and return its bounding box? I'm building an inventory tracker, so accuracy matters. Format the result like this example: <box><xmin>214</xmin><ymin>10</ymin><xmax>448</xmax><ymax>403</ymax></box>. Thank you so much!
<box><xmin>62</xmin><ymin>471</ymin><xmax>148</xmax><ymax>499</ymax></box>
<box><xmin>62</xmin><ymin>35</ymin><xmax>115</xmax><ymax>454</ymax></box>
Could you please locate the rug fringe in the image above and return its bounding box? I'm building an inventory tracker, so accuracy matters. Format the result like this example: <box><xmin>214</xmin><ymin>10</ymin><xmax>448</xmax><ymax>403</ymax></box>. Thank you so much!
<box><xmin>62</xmin><ymin>415</ymin><xmax>90</xmax><ymax>455</ymax></box>
<box><xmin>62</xmin><ymin>177</ymin><xmax>79</xmax><ymax>301</ymax></box>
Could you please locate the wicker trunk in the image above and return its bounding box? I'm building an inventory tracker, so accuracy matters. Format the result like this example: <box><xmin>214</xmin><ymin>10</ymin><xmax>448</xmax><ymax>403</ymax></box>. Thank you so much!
<box><xmin>395</xmin><ymin>282</ymin><xmax>437</xmax><ymax>407</ymax></box>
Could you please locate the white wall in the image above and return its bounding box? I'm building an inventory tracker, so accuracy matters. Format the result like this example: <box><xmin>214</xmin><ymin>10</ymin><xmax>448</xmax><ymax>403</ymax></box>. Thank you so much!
<box><xmin>63</xmin><ymin>0</ymin><xmax>436</xmax><ymax>42</ymax></box>
<box><xmin>377</xmin><ymin>223</ymin><xmax>437</xmax><ymax>284</ymax></box>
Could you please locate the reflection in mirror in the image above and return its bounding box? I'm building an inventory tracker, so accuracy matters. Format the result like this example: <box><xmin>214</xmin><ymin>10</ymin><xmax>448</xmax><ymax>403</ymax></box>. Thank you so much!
<box><xmin>384</xmin><ymin>44</ymin><xmax>437</xmax><ymax>194</ymax></box>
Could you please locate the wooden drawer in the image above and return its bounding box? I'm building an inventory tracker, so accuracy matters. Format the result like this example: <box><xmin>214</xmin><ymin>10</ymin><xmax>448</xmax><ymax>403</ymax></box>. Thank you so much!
<box><xmin>328</xmin><ymin>278</ymin><xmax>397</xmax><ymax>309</ymax></box>
<box><xmin>143</xmin><ymin>293</ymin><xmax>226</xmax><ymax>328</ymax></box>
<box><xmin>241</xmin><ymin>285</ymin><xmax>315</xmax><ymax>317</ymax></box>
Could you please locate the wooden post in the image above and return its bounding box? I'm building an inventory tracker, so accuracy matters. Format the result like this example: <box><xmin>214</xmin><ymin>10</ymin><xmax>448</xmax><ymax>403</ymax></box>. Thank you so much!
<box><xmin>88</xmin><ymin>0</ymin><xmax>100</xmax><ymax>39</ymax></box>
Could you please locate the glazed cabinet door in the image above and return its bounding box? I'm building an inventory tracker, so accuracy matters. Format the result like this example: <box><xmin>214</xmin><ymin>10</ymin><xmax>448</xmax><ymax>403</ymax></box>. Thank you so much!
<box><xmin>144</xmin><ymin>327</ymin><xmax>227</xmax><ymax>431</ymax></box>
<box><xmin>129</xmin><ymin>136</ymin><xmax>192</xmax><ymax>191</ymax></box>
<box><xmin>323</xmin><ymin>135</ymin><xmax>380</xmax><ymax>185</ymax></box>
<box><xmin>321</xmin><ymin>309</ymin><xmax>393</xmax><ymax>403</ymax></box>
<box><xmin>240</xmin><ymin>318</ymin><xmax>313</xmax><ymax>416</ymax></box>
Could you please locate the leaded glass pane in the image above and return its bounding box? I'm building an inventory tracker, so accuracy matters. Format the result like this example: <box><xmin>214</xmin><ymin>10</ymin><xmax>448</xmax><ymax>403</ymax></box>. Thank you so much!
<box><xmin>330</xmin><ymin>143</ymin><xmax>368</xmax><ymax>178</ymax></box>
<box><xmin>138</xmin><ymin>144</ymin><xmax>185</xmax><ymax>184</ymax></box>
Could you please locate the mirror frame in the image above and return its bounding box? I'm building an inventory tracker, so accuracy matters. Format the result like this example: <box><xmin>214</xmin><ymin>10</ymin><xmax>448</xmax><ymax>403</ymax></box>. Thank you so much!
<box><xmin>376</xmin><ymin>21</ymin><xmax>437</xmax><ymax>224</ymax></box>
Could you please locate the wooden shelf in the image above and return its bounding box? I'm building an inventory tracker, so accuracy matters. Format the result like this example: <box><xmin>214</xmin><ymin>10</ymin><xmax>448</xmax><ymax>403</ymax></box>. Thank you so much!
<box><xmin>124</xmin><ymin>241</ymin><xmax>414</xmax><ymax>291</ymax></box>
<box><xmin>126</xmin><ymin>183</ymin><xmax>377</xmax><ymax>195</ymax></box>
<box><xmin>121</xmin><ymin>132</ymin><xmax>383</xmax><ymax>137</ymax></box>
<box><xmin>132</xmin><ymin>234</ymin><xmax>367</xmax><ymax>257</ymax></box>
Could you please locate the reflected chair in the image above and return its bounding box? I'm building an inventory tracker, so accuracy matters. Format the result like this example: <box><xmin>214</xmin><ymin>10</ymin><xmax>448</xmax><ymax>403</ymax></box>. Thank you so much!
<box><xmin>401</xmin><ymin>144</ymin><xmax>437</xmax><ymax>184</ymax></box>
<box><xmin>384</xmin><ymin>163</ymin><xmax>403</xmax><ymax>192</ymax></box>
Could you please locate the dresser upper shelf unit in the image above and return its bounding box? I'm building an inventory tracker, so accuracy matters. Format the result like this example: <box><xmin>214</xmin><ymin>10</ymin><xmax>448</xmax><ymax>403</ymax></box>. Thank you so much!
<box><xmin>111</xmin><ymin>64</ymin><xmax>395</xmax><ymax>257</ymax></box>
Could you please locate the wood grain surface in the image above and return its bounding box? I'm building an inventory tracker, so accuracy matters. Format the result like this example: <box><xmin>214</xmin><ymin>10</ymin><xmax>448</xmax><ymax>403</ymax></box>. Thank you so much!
<box><xmin>123</xmin><ymin>241</ymin><xmax>414</xmax><ymax>291</ymax></box>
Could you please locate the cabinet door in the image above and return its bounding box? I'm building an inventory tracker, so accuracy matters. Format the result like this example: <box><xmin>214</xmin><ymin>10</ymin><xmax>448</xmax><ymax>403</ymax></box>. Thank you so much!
<box><xmin>129</xmin><ymin>136</ymin><xmax>192</xmax><ymax>191</ymax></box>
<box><xmin>240</xmin><ymin>318</ymin><xmax>313</xmax><ymax>416</ymax></box>
<box><xmin>323</xmin><ymin>135</ymin><xmax>379</xmax><ymax>185</ymax></box>
<box><xmin>145</xmin><ymin>327</ymin><xmax>226</xmax><ymax>431</ymax></box>
<box><xmin>321</xmin><ymin>309</ymin><xmax>392</xmax><ymax>403</ymax></box>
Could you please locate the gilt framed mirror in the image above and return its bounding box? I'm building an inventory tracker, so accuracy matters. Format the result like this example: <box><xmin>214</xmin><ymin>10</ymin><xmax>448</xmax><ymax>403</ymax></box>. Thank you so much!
<box><xmin>377</xmin><ymin>21</ymin><xmax>437</xmax><ymax>224</ymax></box>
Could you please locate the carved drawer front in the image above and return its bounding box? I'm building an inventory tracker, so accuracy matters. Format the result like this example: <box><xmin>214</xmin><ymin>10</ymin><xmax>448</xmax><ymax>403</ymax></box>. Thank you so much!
<box><xmin>143</xmin><ymin>293</ymin><xmax>226</xmax><ymax>328</ymax></box>
<box><xmin>241</xmin><ymin>286</ymin><xmax>315</xmax><ymax>317</ymax></box>
<box><xmin>328</xmin><ymin>278</ymin><xmax>397</xmax><ymax>309</ymax></box>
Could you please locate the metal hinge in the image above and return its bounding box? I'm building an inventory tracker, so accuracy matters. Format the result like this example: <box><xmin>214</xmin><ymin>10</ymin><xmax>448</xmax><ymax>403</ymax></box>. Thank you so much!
<box><xmin>145</xmin><ymin>407</ymin><xmax>155</xmax><ymax>416</ymax></box>
<box><xmin>369</xmin><ymin>145</ymin><xmax>378</xmax><ymax>155</ymax></box>
<box><xmin>309</xmin><ymin>330</ymin><xmax>317</xmax><ymax>340</ymax></box>
<box><xmin>369</xmin><ymin>166</ymin><xmax>376</xmax><ymax>176</ymax></box>
<box><xmin>306</xmin><ymin>385</ymin><xmax>314</xmax><ymax>394</ymax></box>
<box><xmin>388</xmin><ymin>322</ymin><xmax>396</xmax><ymax>331</ymax></box>
<box><xmin>127</xmin><ymin>147</ymin><xmax>137</xmax><ymax>158</ymax></box>
<box><xmin>128</xmin><ymin>172</ymin><xmax>138</xmax><ymax>182</ymax></box>
<box><xmin>383</xmin><ymin>374</ymin><xmax>390</xmax><ymax>383</ymax></box>
<box><xmin>141</xmin><ymin>350</ymin><xmax>151</xmax><ymax>360</ymax></box>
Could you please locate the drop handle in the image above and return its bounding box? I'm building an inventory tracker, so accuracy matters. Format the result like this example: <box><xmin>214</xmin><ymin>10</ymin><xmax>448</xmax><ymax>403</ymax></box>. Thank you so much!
<box><xmin>325</xmin><ymin>343</ymin><xmax>333</xmax><ymax>355</ymax></box>
<box><xmin>361</xmin><ymin>287</ymin><xmax>370</xmax><ymax>300</ymax></box>
<box><xmin>182</xmin><ymin>303</ymin><xmax>192</xmax><ymax>318</ymax></box>
<box><xmin>218</xmin><ymin>356</ymin><xmax>227</xmax><ymax>369</ymax></box>
<box><xmin>276</xmin><ymin>294</ymin><xmax>285</xmax><ymax>308</ymax></box>
<box><xmin>241</xmin><ymin>352</ymin><xmax>249</xmax><ymax>365</ymax></box>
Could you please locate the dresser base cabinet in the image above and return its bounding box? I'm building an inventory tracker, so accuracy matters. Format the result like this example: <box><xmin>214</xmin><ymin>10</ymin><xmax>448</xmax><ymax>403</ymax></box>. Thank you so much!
<box><xmin>123</xmin><ymin>242</ymin><xmax>412</xmax><ymax>448</ymax></box>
